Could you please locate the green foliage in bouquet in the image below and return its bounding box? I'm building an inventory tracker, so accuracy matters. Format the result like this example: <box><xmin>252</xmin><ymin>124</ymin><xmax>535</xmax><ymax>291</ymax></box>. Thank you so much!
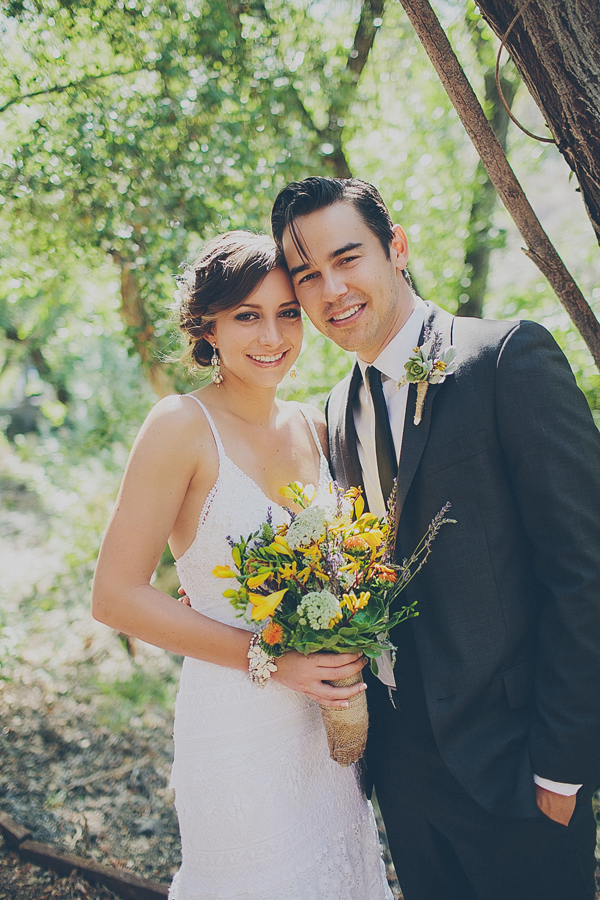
<box><xmin>214</xmin><ymin>483</ymin><xmax>455</xmax><ymax>675</ymax></box>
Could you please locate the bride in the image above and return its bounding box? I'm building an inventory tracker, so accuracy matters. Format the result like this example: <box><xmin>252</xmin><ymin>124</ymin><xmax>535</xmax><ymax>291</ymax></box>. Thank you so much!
<box><xmin>91</xmin><ymin>231</ymin><xmax>392</xmax><ymax>900</ymax></box>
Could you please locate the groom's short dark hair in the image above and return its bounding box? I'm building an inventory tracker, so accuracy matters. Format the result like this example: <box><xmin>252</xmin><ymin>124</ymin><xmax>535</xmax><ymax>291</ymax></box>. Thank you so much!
<box><xmin>271</xmin><ymin>176</ymin><xmax>395</xmax><ymax>261</ymax></box>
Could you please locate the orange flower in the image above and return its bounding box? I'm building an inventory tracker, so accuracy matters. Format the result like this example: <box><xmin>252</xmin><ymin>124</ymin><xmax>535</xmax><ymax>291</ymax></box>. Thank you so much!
<box><xmin>373</xmin><ymin>564</ymin><xmax>398</xmax><ymax>583</ymax></box>
<box><xmin>344</xmin><ymin>535</ymin><xmax>370</xmax><ymax>551</ymax></box>
<box><xmin>262</xmin><ymin>620</ymin><xmax>284</xmax><ymax>646</ymax></box>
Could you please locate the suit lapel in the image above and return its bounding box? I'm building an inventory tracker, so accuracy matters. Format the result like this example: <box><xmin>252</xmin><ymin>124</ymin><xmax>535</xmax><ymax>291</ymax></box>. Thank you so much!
<box><xmin>395</xmin><ymin>303</ymin><xmax>455</xmax><ymax>527</ymax></box>
<box><xmin>331</xmin><ymin>362</ymin><xmax>366</xmax><ymax>495</ymax></box>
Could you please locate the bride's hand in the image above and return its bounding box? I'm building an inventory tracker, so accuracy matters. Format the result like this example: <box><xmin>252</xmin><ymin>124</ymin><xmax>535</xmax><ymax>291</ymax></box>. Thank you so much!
<box><xmin>273</xmin><ymin>651</ymin><xmax>368</xmax><ymax>707</ymax></box>
<box><xmin>177</xmin><ymin>587</ymin><xmax>192</xmax><ymax>607</ymax></box>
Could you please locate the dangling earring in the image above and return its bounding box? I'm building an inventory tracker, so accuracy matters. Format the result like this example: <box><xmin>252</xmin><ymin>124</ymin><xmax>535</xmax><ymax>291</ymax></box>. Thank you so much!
<box><xmin>289</xmin><ymin>364</ymin><xmax>299</xmax><ymax>380</ymax></box>
<box><xmin>211</xmin><ymin>343</ymin><xmax>223</xmax><ymax>386</ymax></box>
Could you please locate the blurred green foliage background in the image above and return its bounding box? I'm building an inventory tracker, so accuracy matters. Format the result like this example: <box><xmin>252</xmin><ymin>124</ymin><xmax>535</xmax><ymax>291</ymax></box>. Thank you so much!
<box><xmin>0</xmin><ymin>0</ymin><xmax>599</xmax><ymax>679</ymax></box>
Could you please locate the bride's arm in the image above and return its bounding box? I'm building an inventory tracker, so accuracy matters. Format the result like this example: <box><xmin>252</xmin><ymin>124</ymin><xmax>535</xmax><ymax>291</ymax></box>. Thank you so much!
<box><xmin>92</xmin><ymin>395</ymin><xmax>251</xmax><ymax>667</ymax></box>
<box><xmin>92</xmin><ymin>396</ymin><xmax>366</xmax><ymax>706</ymax></box>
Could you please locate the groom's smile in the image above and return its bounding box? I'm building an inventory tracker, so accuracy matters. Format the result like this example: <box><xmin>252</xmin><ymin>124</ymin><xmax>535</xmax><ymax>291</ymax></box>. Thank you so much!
<box><xmin>281</xmin><ymin>201</ymin><xmax>415</xmax><ymax>363</ymax></box>
<box><xmin>329</xmin><ymin>302</ymin><xmax>366</xmax><ymax>324</ymax></box>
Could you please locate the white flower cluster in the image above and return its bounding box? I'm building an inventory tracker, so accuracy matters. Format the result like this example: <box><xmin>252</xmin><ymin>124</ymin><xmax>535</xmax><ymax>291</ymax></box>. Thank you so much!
<box><xmin>298</xmin><ymin>589</ymin><xmax>341</xmax><ymax>631</ymax></box>
<box><xmin>286</xmin><ymin>505</ymin><xmax>328</xmax><ymax>550</ymax></box>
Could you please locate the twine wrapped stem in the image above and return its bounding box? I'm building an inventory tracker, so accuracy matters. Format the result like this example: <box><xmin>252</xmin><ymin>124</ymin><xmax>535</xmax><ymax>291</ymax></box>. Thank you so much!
<box><xmin>319</xmin><ymin>671</ymin><xmax>368</xmax><ymax>767</ymax></box>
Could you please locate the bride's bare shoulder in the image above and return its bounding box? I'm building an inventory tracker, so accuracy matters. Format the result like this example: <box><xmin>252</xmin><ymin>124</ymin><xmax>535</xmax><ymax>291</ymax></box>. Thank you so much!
<box><xmin>146</xmin><ymin>392</ymin><xmax>208</xmax><ymax>422</ymax></box>
<box><xmin>136</xmin><ymin>392</ymin><xmax>215</xmax><ymax>448</ymax></box>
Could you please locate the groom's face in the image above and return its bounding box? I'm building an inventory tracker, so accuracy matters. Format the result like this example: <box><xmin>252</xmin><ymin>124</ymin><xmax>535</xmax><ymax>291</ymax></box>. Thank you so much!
<box><xmin>281</xmin><ymin>201</ymin><xmax>410</xmax><ymax>363</ymax></box>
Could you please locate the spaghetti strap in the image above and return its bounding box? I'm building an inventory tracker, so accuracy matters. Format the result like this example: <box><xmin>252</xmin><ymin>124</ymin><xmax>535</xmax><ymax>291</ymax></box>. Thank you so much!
<box><xmin>180</xmin><ymin>394</ymin><xmax>226</xmax><ymax>460</ymax></box>
<box><xmin>296</xmin><ymin>403</ymin><xmax>327</xmax><ymax>462</ymax></box>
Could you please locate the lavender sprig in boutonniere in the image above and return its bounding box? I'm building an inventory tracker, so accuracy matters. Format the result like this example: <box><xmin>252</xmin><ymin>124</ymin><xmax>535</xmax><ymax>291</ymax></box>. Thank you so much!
<box><xmin>397</xmin><ymin>329</ymin><xmax>457</xmax><ymax>425</ymax></box>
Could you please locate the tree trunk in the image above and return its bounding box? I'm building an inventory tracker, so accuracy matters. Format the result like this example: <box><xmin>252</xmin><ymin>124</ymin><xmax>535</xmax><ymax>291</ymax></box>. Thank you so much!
<box><xmin>457</xmin><ymin>70</ymin><xmax>518</xmax><ymax>318</ymax></box>
<box><xmin>476</xmin><ymin>0</ymin><xmax>600</xmax><ymax>247</ymax></box>
<box><xmin>114</xmin><ymin>256</ymin><xmax>174</xmax><ymax>398</ymax></box>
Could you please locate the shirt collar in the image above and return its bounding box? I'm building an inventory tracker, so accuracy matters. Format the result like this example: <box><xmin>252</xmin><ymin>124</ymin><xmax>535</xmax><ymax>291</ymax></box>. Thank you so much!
<box><xmin>356</xmin><ymin>299</ymin><xmax>426</xmax><ymax>386</ymax></box>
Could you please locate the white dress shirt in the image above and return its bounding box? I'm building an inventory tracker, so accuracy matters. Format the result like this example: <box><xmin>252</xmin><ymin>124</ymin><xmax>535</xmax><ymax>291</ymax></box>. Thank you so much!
<box><xmin>354</xmin><ymin>302</ymin><xmax>426</xmax><ymax>520</ymax></box>
<box><xmin>351</xmin><ymin>299</ymin><xmax>580</xmax><ymax>796</ymax></box>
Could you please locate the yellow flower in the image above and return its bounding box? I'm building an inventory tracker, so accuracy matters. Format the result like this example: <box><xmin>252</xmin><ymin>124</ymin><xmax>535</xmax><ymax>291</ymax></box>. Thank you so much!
<box><xmin>342</xmin><ymin>590</ymin><xmax>371</xmax><ymax>613</ymax></box>
<box><xmin>313</xmin><ymin>567</ymin><xmax>330</xmax><ymax>581</ymax></box>
<box><xmin>278</xmin><ymin>481</ymin><xmax>315</xmax><ymax>505</ymax></box>
<box><xmin>213</xmin><ymin>566</ymin><xmax>238</xmax><ymax>579</ymax></box>
<box><xmin>279</xmin><ymin>562</ymin><xmax>298</xmax><ymax>580</ymax></box>
<box><xmin>278</xmin><ymin>484</ymin><xmax>299</xmax><ymax>500</ymax></box>
<box><xmin>269</xmin><ymin>536</ymin><xmax>293</xmax><ymax>556</ymax></box>
<box><xmin>355</xmin><ymin>512</ymin><xmax>380</xmax><ymax>527</ymax></box>
<box><xmin>248</xmin><ymin>588</ymin><xmax>288</xmax><ymax>621</ymax></box>
<box><xmin>298</xmin><ymin>566</ymin><xmax>312</xmax><ymax>585</ymax></box>
<box><xmin>360</xmin><ymin>529</ymin><xmax>384</xmax><ymax>549</ymax></box>
<box><xmin>353</xmin><ymin>493</ymin><xmax>365</xmax><ymax>520</ymax></box>
<box><xmin>247</xmin><ymin>571</ymin><xmax>272</xmax><ymax>589</ymax></box>
<box><xmin>328</xmin><ymin>609</ymin><xmax>344</xmax><ymax>629</ymax></box>
<box><xmin>300</xmin><ymin>544</ymin><xmax>322</xmax><ymax>561</ymax></box>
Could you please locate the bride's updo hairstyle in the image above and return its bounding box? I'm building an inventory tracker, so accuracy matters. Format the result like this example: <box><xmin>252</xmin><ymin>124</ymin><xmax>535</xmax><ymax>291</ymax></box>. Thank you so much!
<box><xmin>178</xmin><ymin>230</ymin><xmax>283</xmax><ymax>369</ymax></box>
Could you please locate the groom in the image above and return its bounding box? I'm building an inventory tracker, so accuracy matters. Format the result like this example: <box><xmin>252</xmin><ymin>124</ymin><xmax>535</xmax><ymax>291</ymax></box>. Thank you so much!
<box><xmin>270</xmin><ymin>177</ymin><xmax>600</xmax><ymax>900</ymax></box>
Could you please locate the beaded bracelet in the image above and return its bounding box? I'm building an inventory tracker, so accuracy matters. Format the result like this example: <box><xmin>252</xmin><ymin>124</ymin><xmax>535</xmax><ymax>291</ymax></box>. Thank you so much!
<box><xmin>247</xmin><ymin>633</ymin><xmax>278</xmax><ymax>687</ymax></box>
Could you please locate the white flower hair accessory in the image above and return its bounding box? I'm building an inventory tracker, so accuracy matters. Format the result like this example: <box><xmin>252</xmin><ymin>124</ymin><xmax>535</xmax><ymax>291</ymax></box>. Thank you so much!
<box><xmin>397</xmin><ymin>329</ymin><xmax>457</xmax><ymax>425</ymax></box>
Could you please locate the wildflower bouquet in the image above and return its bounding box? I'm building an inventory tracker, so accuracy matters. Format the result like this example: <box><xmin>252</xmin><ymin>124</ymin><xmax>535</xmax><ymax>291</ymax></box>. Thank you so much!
<box><xmin>214</xmin><ymin>483</ymin><xmax>454</xmax><ymax>765</ymax></box>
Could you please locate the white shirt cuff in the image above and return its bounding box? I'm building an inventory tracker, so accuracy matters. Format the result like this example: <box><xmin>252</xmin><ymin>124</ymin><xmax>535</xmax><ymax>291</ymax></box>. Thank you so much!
<box><xmin>533</xmin><ymin>775</ymin><xmax>582</xmax><ymax>796</ymax></box>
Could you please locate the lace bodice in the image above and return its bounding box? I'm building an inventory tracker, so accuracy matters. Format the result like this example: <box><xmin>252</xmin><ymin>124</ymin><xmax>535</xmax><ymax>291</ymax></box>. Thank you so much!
<box><xmin>175</xmin><ymin>395</ymin><xmax>331</xmax><ymax>629</ymax></box>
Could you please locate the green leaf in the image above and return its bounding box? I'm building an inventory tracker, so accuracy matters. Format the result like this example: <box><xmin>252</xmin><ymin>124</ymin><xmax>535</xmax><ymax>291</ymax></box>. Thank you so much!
<box><xmin>338</xmin><ymin>626</ymin><xmax>359</xmax><ymax>637</ymax></box>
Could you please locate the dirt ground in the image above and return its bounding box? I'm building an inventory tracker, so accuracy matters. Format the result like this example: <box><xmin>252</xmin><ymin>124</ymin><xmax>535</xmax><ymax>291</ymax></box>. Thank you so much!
<box><xmin>0</xmin><ymin>842</ymin><xmax>120</xmax><ymax>900</ymax></box>
<box><xmin>0</xmin><ymin>670</ymin><xmax>180</xmax><ymax>896</ymax></box>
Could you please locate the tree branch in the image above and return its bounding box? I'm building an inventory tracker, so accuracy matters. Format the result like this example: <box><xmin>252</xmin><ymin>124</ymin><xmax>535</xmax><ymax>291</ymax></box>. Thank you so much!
<box><xmin>347</xmin><ymin>0</ymin><xmax>385</xmax><ymax>79</ymax></box>
<box><xmin>323</xmin><ymin>0</ymin><xmax>385</xmax><ymax>178</ymax></box>
<box><xmin>397</xmin><ymin>0</ymin><xmax>600</xmax><ymax>370</ymax></box>
<box><xmin>0</xmin><ymin>68</ymin><xmax>145</xmax><ymax>115</ymax></box>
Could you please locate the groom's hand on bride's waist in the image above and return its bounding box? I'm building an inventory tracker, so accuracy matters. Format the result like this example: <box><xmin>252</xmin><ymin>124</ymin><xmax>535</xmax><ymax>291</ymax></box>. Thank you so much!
<box><xmin>273</xmin><ymin>651</ymin><xmax>368</xmax><ymax>707</ymax></box>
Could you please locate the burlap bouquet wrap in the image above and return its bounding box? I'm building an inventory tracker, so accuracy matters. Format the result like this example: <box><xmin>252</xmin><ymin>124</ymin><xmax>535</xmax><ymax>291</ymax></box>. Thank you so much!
<box><xmin>319</xmin><ymin>671</ymin><xmax>368</xmax><ymax>766</ymax></box>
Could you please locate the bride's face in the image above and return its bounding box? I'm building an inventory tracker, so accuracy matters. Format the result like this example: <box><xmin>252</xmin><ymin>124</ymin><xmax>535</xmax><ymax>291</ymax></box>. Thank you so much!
<box><xmin>208</xmin><ymin>267</ymin><xmax>303</xmax><ymax>388</ymax></box>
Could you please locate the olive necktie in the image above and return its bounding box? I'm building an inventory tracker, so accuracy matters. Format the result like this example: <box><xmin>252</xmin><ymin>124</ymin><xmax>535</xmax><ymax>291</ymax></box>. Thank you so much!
<box><xmin>366</xmin><ymin>366</ymin><xmax>397</xmax><ymax>507</ymax></box>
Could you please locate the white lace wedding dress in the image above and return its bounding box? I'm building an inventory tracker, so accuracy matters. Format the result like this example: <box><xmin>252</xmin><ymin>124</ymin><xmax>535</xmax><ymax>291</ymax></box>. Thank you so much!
<box><xmin>168</xmin><ymin>395</ymin><xmax>392</xmax><ymax>900</ymax></box>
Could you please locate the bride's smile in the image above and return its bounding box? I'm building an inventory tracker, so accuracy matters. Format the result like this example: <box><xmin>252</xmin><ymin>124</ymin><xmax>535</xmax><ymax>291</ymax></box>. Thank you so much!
<box><xmin>208</xmin><ymin>267</ymin><xmax>302</xmax><ymax>388</ymax></box>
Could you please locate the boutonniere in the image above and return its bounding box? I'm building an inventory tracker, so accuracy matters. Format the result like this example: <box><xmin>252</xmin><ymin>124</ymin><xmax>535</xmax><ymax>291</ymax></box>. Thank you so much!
<box><xmin>397</xmin><ymin>329</ymin><xmax>457</xmax><ymax>425</ymax></box>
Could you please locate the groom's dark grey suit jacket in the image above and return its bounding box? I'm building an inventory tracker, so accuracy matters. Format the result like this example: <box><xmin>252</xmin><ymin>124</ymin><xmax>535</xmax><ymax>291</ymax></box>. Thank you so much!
<box><xmin>326</xmin><ymin>301</ymin><xmax>600</xmax><ymax>818</ymax></box>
